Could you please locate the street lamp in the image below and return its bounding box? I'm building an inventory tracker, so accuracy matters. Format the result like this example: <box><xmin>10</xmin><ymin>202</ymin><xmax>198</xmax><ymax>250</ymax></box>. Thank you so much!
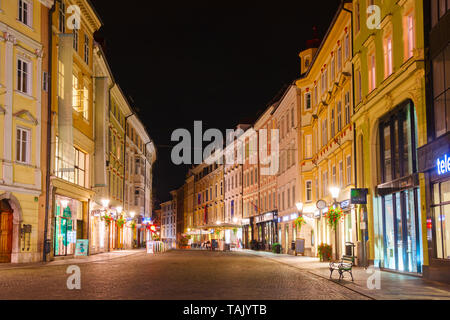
<box><xmin>233</xmin><ymin>217</ymin><xmax>238</xmax><ymax>224</ymax></box>
<box><xmin>330</xmin><ymin>187</ymin><xmax>340</xmax><ymax>201</ymax></box>
<box><xmin>101</xmin><ymin>199</ymin><xmax>110</xmax><ymax>209</ymax></box>
<box><xmin>295</xmin><ymin>202</ymin><xmax>304</xmax><ymax>213</ymax></box>
<box><xmin>130</xmin><ymin>211</ymin><xmax>136</xmax><ymax>218</ymax></box>
<box><xmin>116</xmin><ymin>206</ymin><xmax>123</xmax><ymax>215</ymax></box>
<box><xmin>216</xmin><ymin>220</ymin><xmax>222</xmax><ymax>225</ymax></box>
<box><xmin>329</xmin><ymin>187</ymin><xmax>341</xmax><ymax>261</ymax></box>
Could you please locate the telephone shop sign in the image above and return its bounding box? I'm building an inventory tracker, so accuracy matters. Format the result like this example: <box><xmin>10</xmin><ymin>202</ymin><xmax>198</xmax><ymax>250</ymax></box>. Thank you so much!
<box><xmin>437</xmin><ymin>154</ymin><xmax>450</xmax><ymax>176</ymax></box>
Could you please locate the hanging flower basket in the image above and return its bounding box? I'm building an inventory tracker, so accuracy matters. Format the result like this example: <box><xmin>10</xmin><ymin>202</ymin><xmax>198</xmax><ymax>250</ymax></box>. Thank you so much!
<box><xmin>294</xmin><ymin>216</ymin><xmax>307</xmax><ymax>232</ymax></box>
<box><xmin>116</xmin><ymin>218</ymin><xmax>126</xmax><ymax>228</ymax></box>
<box><xmin>101</xmin><ymin>214</ymin><xmax>113</xmax><ymax>226</ymax></box>
<box><xmin>324</xmin><ymin>206</ymin><xmax>344</xmax><ymax>230</ymax></box>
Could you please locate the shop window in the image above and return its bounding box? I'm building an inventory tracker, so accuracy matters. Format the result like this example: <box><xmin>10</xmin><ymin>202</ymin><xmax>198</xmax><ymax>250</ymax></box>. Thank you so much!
<box><xmin>432</xmin><ymin>181</ymin><xmax>450</xmax><ymax>259</ymax></box>
<box><xmin>432</xmin><ymin>44</ymin><xmax>450</xmax><ymax>138</ymax></box>
<box><xmin>379</xmin><ymin>101</ymin><xmax>417</xmax><ymax>184</ymax></box>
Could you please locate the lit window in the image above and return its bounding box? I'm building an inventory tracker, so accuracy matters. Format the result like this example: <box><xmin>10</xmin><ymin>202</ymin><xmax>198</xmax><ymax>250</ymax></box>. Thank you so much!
<box><xmin>368</xmin><ymin>53</ymin><xmax>376</xmax><ymax>92</ymax></box>
<box><xmin>406</xmin><ymin>14</ymin><xmax>415</xmax><ymax>59</ymax></box>
<box><xmin>346</xmin><ymin>155</ymin><xmax>352</xmax><ymax>185</ymax></box>
<box><xmin>72</xmin><ymin>75</ymin><xmax>80</xmax><ymax>110</ymax></box>
<box><xmin>384</xmin><ymin>36</ymin><xmax>393</xmax><ymax>77</ymax></box>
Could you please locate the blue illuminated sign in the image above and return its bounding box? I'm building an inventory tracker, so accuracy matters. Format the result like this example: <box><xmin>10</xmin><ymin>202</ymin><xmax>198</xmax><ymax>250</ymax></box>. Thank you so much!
<box><xmin>437</xmin><ymin>154</ymin><xmax>450</xmax><ymax>176</ymax></box>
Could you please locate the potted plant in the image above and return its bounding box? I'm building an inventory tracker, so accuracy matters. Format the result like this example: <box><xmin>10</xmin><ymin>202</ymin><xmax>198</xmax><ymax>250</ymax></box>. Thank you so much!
<box><xmin>272</xmin><ymin>243</ymin><xmax>281</xmax><ymax>254</ymax></box>
<box><xmin>317</xmin><ymin>243</ymin><xmax>332</xmax><ymax>262</ymax></box>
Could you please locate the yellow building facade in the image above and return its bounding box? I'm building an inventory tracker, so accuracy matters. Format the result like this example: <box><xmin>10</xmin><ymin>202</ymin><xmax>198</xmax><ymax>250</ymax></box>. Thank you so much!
<box><xmin>352</xmin><ymin>0</ymin><xmax>427</xmax><ymax>274</ymax></box>
<box><xmin>0</xmin><ymin>0</ymin><xmax>52</xmax><ymax>263</ymax></box>
<box><xmin>297</xmin><ymin>2</ymin><xmax>355</xmax><ymax>260</ymax></box>
<box><xmin>46</xmin><ymin>0</ymin><xmax>101</xmax><ymax>260</ymax></box>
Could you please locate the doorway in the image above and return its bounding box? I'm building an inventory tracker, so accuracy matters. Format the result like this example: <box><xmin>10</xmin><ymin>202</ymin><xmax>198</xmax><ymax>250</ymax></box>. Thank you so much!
<box><xmin>0</xmin><ymin>200</ymin><xmax>13</xmax><ymax>263</ymax></box>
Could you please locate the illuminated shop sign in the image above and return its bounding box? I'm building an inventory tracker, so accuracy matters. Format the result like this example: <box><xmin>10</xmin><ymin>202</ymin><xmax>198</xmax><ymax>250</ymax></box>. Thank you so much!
<box><xmin>437</xmin><ymin>154</ymin><xmax>450</xmax><ymax>176</ymax></box>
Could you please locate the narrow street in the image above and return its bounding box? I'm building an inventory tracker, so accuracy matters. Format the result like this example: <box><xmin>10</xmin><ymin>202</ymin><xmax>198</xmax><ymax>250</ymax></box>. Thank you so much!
<box><xmin>0</xmin><ymin>250</ymin><xmax>368</xmax><ymax>300</ymax></box>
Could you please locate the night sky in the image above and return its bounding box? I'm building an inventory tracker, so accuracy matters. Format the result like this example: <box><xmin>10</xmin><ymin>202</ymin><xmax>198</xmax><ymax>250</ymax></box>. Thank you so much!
<box><xmin>89</xmin><ymin>0</ymin><xmax>341</xmax><ymax>205</ymax></box>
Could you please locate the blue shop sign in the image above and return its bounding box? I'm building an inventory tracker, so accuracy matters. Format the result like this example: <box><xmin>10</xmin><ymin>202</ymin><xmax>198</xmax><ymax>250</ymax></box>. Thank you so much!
<box><xmin>437</xmin><ymin>154</ymin><xmax>450</xmax><ymax>176</ymax></box>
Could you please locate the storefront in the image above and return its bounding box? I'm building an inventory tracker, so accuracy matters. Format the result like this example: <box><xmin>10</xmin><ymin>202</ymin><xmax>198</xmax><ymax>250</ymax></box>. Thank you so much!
<box><xmin>89</xmin><ymin>208</ymin><xmax>108</xmax><ymax>255</ymax></box>
<box><xmin>418</xmin><ymin>133</ymin><xmax>450</xmax><ymax>281</ymax></box>
<box><xmin>254</xmin><ymin>211</ymin><xmax>278</xmax><ymax>251</ymax></box>
<box><xmin>54</xmin><ymin>196</ymin><xmax>82</xmax><ymax>257</ymax></box>
<box><xmin>242</xmin><ymin>218</ymin><xmax>252</xmax><ymax>249</ymax></box>
<box><xmin>374</xmin><ymin>101</ymin><xmax>423</xmax><ymax>274</ymax></box>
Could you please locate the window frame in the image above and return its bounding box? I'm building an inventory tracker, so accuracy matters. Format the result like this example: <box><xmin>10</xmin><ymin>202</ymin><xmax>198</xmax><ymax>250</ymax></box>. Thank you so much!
<box><xmin>16</xmin><ymin>126</ymin><xmax>31</xmax><ymax>164</ymax></box>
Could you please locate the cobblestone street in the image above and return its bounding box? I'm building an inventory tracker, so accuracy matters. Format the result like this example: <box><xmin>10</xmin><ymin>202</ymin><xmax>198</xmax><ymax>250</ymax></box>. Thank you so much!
<box><xmin>0</xmin><ymin>250</ymin><xmax>370</xmax><ymax>300</ymax></box>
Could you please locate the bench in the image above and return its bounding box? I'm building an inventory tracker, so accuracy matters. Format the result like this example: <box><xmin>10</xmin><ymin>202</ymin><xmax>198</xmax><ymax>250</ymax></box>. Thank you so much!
<box><xmin>329</xmin><ymin>255</ymin><xmax>355</xmax><ymax>281</ymax></box>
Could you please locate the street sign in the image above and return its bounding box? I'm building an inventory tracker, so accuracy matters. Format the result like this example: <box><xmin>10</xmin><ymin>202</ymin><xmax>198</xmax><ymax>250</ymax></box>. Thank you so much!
<box><xmin>351</xmin><ymin>189</ymin><xmax>369</xmax><ymax>204</ymax></box>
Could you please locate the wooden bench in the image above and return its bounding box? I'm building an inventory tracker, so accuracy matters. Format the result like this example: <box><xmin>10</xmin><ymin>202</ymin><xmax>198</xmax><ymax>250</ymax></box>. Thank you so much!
<box><xmin>329</xmin><ymin>255</ymin><xmax>355</xmax><ymax>281</ymax></box>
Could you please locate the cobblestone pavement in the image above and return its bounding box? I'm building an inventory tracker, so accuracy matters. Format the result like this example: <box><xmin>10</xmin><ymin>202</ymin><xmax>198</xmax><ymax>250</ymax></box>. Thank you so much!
<box><xmin>0</xmin><ymin>250</ymin><xmax>369</xmax><ymax>300</ymax></box>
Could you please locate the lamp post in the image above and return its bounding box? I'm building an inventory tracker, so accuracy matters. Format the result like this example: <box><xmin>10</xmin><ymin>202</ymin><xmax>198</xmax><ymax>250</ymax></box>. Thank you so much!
<box><xmin>102</xmin><ymin>199</ymin><xmax>110</xmax><ymax>252</ymax></box>
<box><xmin>329</xmin><ymin>187</ymin><xmax>340</xmax><ymax>261</ymax></box>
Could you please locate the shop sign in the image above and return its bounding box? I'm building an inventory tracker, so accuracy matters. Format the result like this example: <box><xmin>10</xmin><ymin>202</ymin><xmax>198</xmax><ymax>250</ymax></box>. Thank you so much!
<box><xmin>351</xmin><ymin>189</ymin><xmax>368</xmax><ymax>204</ymax></box>
<box><xmin>437</xmin><ymin>154</ymin><xmax>450</xmax><ymax>176</ymax></box>
<box><xmin>314</xmin><ymin>210</ymin><xmax>321</xmax><ymax>218</ymax></box>
<box><xmin>241</xmin><ymin>218</ymin><xmax>250</xmax><ymax>225</ymax></box>
<box><xmin>340</xmin><ymin>200</ymin><xmax>350</xmax><ymax>210</ymax></box>
<box><xmin>91</xmin><ymin>210</ymin><xmax>102</xmax><ymax>217</ymax></box>
<box><xmin>255</xmin><ymin>212</ymin><xmax>276</xmax><ymax>224</ymax></box>
<box><xmin>282</xmin><ymin>216</ymin><xmax>289</xmax><ymax>222</ymax></box>
<box><xmin>75</xmin><ymin>240</ymin><xmax>89</xmax><ymax>256</ymax></box>
<box><xmin>63</xmin><ymin>206</ymin><xmax>72</xmax><ymax>218</ymax></box>
<box><xmin>290</xmin><ymin>213</ymin><xmax>299</xmax><ymax>221</ymax></box>
<box><xmin>67</xmin><ymin>231</ymin><xmax>77</xmax><ymax>244</ymax></box>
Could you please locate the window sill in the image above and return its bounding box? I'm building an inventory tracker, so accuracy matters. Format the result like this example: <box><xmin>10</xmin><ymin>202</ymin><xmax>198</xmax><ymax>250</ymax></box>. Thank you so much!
<box><xmin>16</xmin><ymin>19</ymin><xmax>34</xmax><ymax>31</ymax></box>
<box><xmin>15</xmin><ymin>90</ymin><xmax>36</xmax><ymax>101</ymax></box>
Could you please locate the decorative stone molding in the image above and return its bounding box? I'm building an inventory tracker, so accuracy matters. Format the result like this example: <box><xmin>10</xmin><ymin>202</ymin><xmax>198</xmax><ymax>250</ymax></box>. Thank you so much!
<box><xmin>3</xmin><ymin>32</ymin><xmax>17</xmax><ymax>45</ymax></box>
<box><xmin>13</xmin><ymin>110</ymin><xmax>39</xmax><ymax>125</ymax></box>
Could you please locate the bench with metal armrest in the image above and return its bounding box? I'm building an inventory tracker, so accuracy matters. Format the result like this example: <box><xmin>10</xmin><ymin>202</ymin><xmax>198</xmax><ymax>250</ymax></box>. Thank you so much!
<box><xmin>329</xmin><ymin>255</ymin><xmax>355</xmax><ymax>281</ymax></box>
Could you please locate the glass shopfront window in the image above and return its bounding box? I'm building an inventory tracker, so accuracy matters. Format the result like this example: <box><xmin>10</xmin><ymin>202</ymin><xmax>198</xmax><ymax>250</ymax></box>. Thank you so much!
<box><xmin>54</xmin><ymin>197</ymin><xmax>82</xmax><ymax>256</ymax></box>
<box><xmin>377</xmin><ymin>101</ymin><xmax>422</xmax><ymax>273</ymax></box>
<box><xmin>432</xmin><ymin>181</ymin><xmax>450</xmax><ymax>259</ymax></box>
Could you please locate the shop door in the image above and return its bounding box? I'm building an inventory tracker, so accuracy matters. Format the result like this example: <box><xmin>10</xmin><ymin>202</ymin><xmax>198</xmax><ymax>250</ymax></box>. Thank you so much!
<box><xmin>0</xmin><ymin>211</ymin><xmax>13</xmax><ymax>263</ymax></box>
<box><xmin>382</xmin><ymin>189</ymin><xmax>421</xmax><ymax>273</ymax></box>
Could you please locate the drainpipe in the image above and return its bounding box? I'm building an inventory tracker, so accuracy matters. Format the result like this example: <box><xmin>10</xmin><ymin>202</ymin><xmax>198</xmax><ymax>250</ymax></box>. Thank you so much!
<box><xmin>43</xmin><ymin>2</ymin><xmax>56</xmax><ymax>263</ymax></box>
<box><xmin>144</xmin><ymin>141</ymin><xmax>152</xmax><ymax>218</ymax></box>
<box><xmin>123</xmin><ymin>112</ymin><xmax>135</xmax><ymax>244</ymax></box>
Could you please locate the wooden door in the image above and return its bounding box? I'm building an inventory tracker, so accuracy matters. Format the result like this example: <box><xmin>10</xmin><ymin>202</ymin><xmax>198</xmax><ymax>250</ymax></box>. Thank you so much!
<box><xmin>0</xmin><ymin>212</ymin><xmax>13</xmax><ymax>263</ymax></box>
